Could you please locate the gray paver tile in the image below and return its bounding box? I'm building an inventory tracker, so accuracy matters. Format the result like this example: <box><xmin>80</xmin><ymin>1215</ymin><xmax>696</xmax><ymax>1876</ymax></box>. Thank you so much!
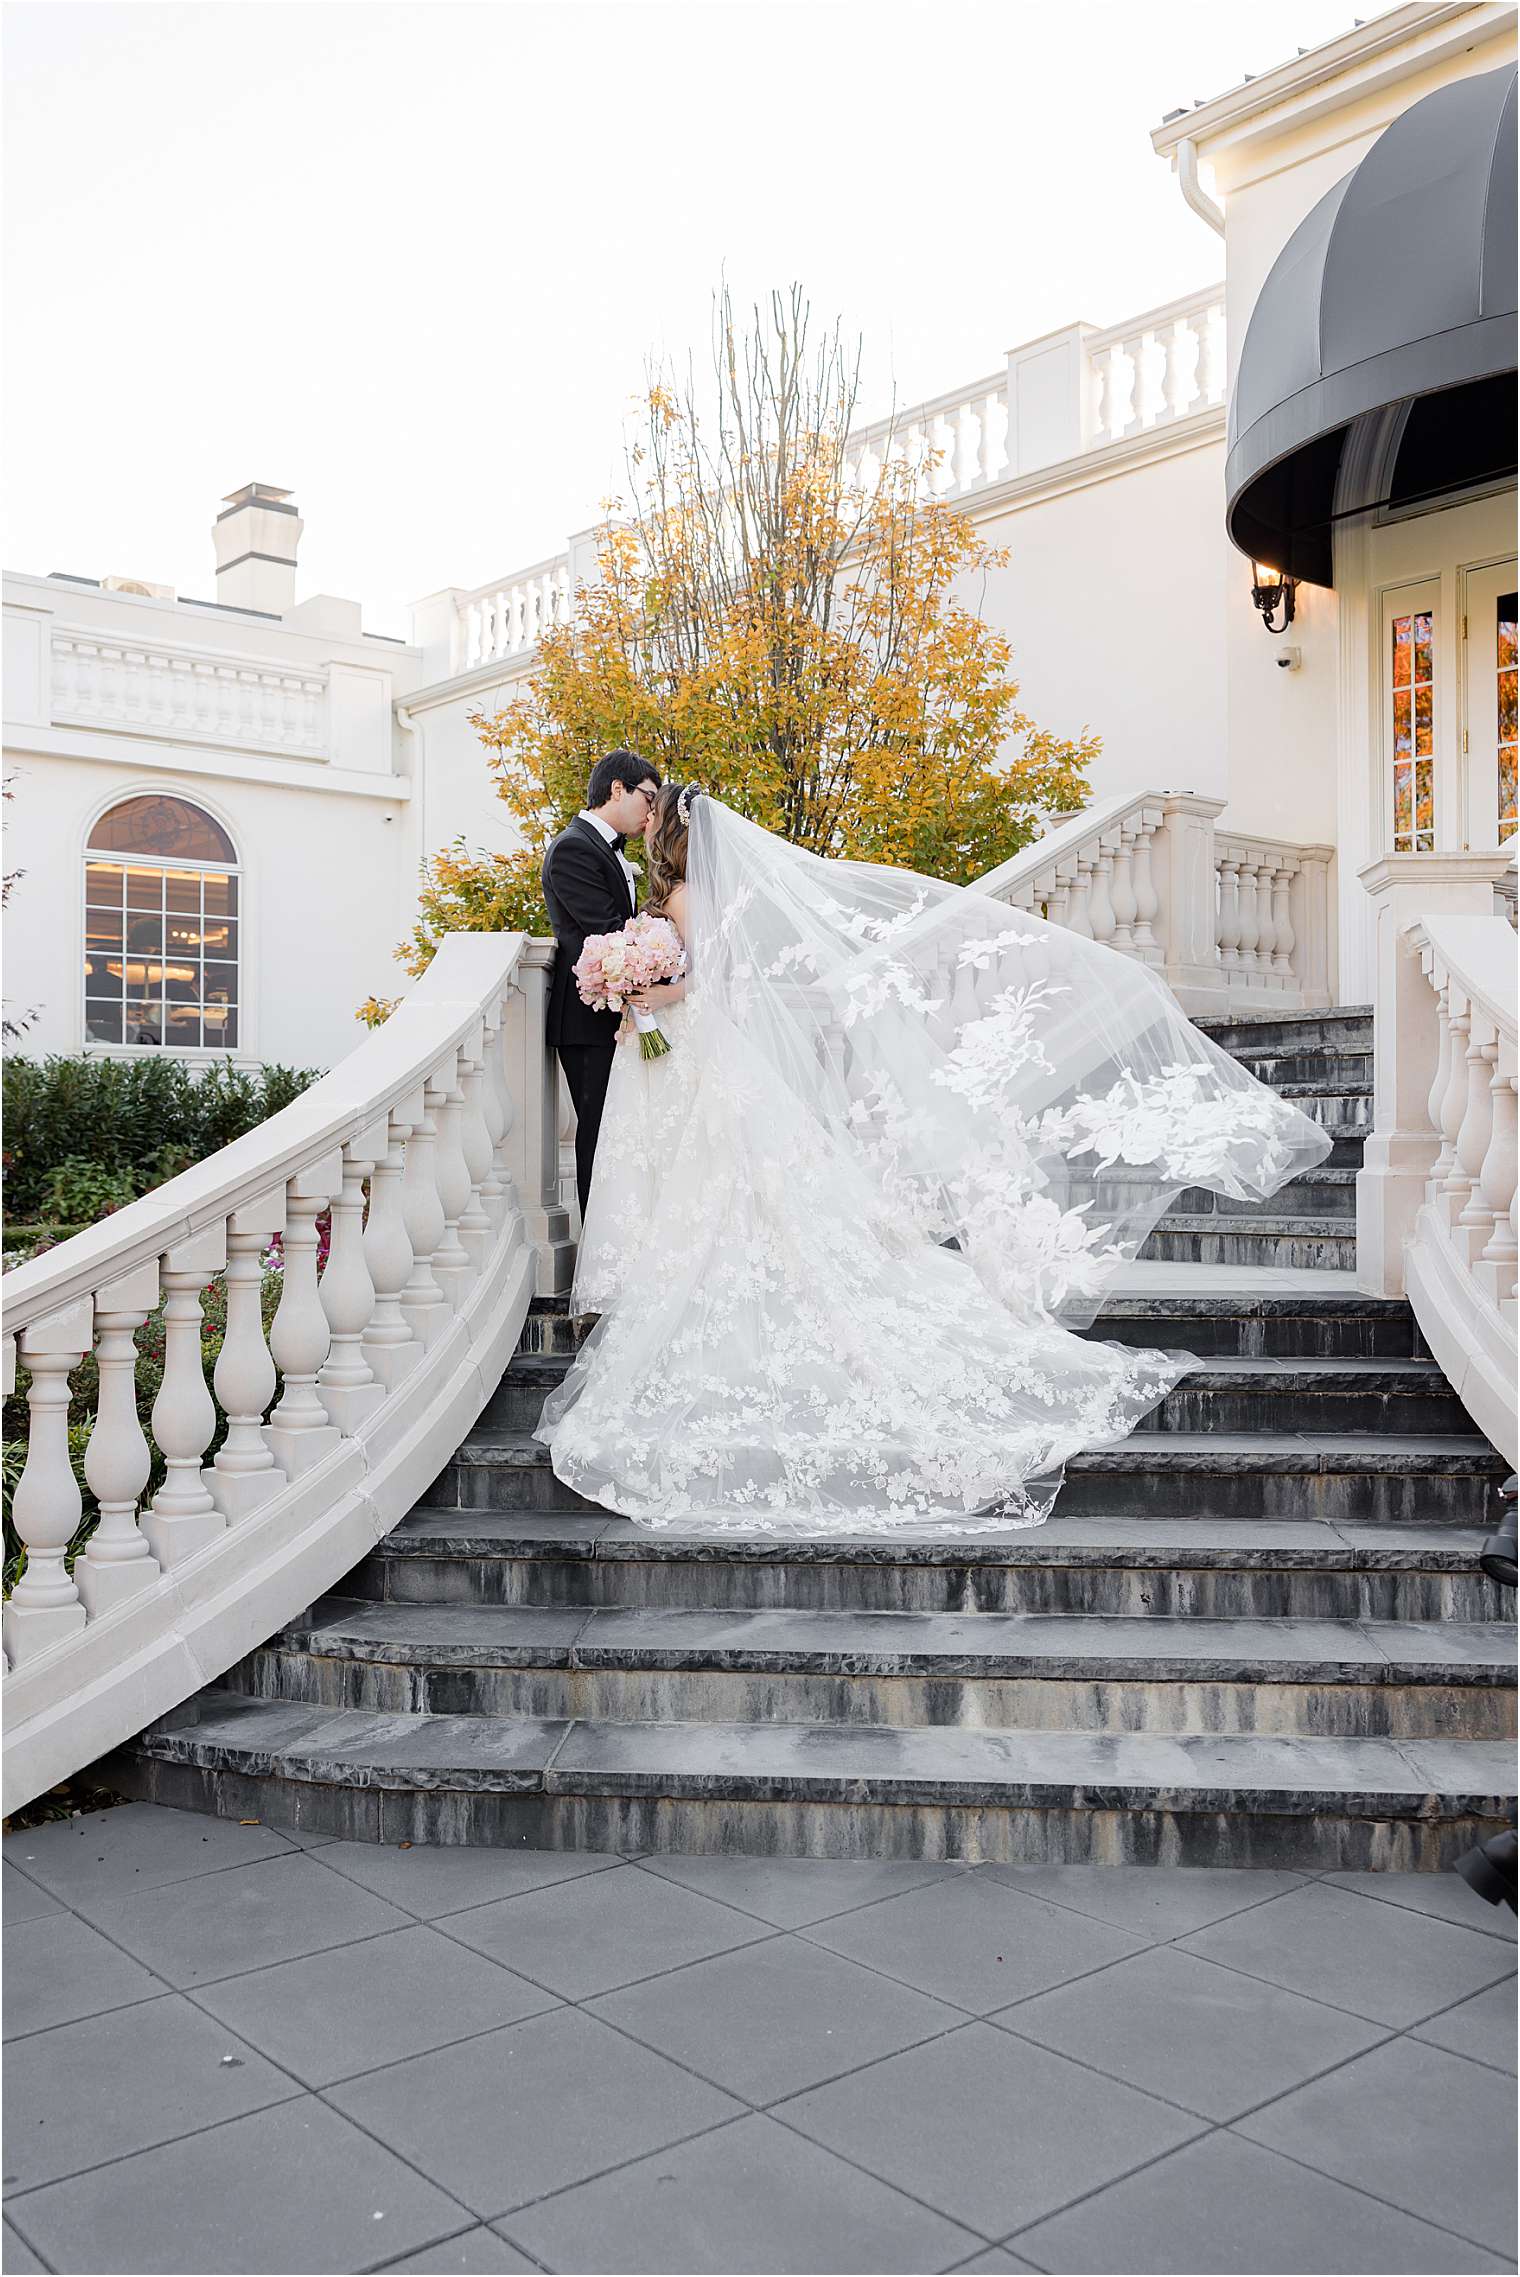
<box><xmin>327</xmin><ymin>2007</ymin><xmax>742</xmax><ymax>2220</ymax></box>
<box><xmin>1237</xmin><ymin>2037</ymin><xmax>1518</xmax><ymax>2260</ymax></box>
<box><xmin>1013</xmin><ymin>2124</ymin><xmax>1513</xmax><ymax>2273</ymax></box>
<box><xmin>775</xmin><ymin>2021</ymin><xmax>1203</xmax><ymax>2238</ymax></box>
<box><xmin>803</xmin><ymin>1871</ymin><xmax>1147</xmax><ymax>2013</ymax></box>
<box><xmin>191</xmin><ymin>1924</ymin><xmax>560</xmax><ymax>2087</ymax></box>
<box><xmin>979</xmin><ymin>1862</ymin><xmax>1308</xmax><ymax>1940</ymax></box>
<box><xmin>1</xmin><ymin>1862</ymin><xmax>60</xmax><ymax>1926</ymax></box>
<box><xmin>952</xmin><ymin>2257</ymin><xmax>1040</xmax><ymax>2274</ymax></box>
<box><xmin>1</xmin><ymin>2219</ymin><xmax>47</xmax><ymax>2273</ymax></box>
<box><xmin>1</xmin><ymin>1993</ymin><xmax>299</xmax><ymax>2190</ymax></box>
<box><xmin>498</xmin><ymin>2110</ymin><xmax>980</xmax><ymax>2274</ymax></box>
<box><xmin>3</xmin><ymin>1802</ymin><xmax>294</xmax><ymax>1905</ymax></box>
<box><xmin>634</xmin><ymin>1852</ymin><xmax>966</xmax><ymax>1928</ymax></box>
<box><xmin>7</xmin><ymin>2096</ymin><xmax>469</xmax><ymax>2274</ymax></box>
<box><xmin>589</xmin><ymin>1933</ymin><xmax>961</xmax><ymax>2103</ymax></box>
<box><xmin>313</xmin><ymin>1838</ymin><xmax>621</xmax><ymax>1918</ymax></box>
<box><xmin>994</xmin><ymin>1944</ymin><xmax>1386</xmax><ymax>2120</ymax></box>
<box><xmin>4</xmin><ymin>1912</ymin><xmax>163</xmax><ymax>2040</ymax></box>
<box><xmin>1177</xmin><ymin>1880</ymin><xmax>1518</xmax><ymax>2027</ymax></box>
<box><xmin>1319</xmin><ymin>1869</ymin><xmax>1518</xmax><ymax>1943</ymax></box>
<box><xmin>439</xmin><ymin>1859</ymin><xmax>766</xmax><ymax>1999</ymax></box>
<box><xmin>375</xmin><ymin>2229</ymin><xmax>538</xmax><ymax>2274</ymax></box>
<box><xmin>1413</xmin><ymin>1975</ymin><xmax>1518</xmax><ymax>2074</ymax></box>
<box><xmin>78</xmin><ymin>1850</ymin><xmax>411</xmax><ymax>1987</ymax></box>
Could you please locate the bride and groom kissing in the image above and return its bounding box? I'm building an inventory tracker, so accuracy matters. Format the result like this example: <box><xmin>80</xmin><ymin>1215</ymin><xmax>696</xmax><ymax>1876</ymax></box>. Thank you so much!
<box><xmin>534</xmin><ymin>747</ymin><xmax>1331</xmax><ymax>1539</ymax></box>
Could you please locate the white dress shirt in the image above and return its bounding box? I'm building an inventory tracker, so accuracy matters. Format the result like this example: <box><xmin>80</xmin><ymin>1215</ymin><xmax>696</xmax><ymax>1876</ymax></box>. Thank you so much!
<box><xmin>578</xmin><ymin>809</ymin><xmax>638</xmax><ymax>915</ymax></box>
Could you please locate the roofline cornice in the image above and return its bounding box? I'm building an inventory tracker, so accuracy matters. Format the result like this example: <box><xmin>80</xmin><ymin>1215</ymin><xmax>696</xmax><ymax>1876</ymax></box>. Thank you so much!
<box><xmin>1150</xmin><ymin>3</ymin><xmax>1511</xmax><ymax>159</ymax></box>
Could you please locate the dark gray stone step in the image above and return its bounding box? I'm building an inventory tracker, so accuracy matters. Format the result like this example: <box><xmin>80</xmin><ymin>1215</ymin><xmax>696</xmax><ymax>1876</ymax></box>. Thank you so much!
<box><xmin>1169</xmin><ymin>1170</ymin><xmax>1358</xmax><ymax>1221</ymax></box>
<box><xmin>1077</xmin><ymin>1292</ymin><xmax>1419</xmax><ymax>1359</ymax></box>
<box><xmin>1141</xmin><ymin>1219</ymin><xmax>1356</xmax><ymax>1269</ymax></box>
<box><xmin>485</xmin><ymin>1354</ymin><xmax>1463</xmax><ymax>1438</ymax></box>
<box><xmin>237</xmin><ymin>1596</ymin><xmax>1516</xmax><ymax>1742</ymax></box>
<box><xmin>115</xmin><ymin>1692</ymin><xmax>1516</xmax><ymax>1871</ymax></box>
<box><xmin>437</xmin><ymin>1429</ymin><xmax>1507</xmax><ymax>1527</ymax></box>
<box><xmin>1195</xmin><ymin>1008</ymin><xmax>1373</xmax><ymax>1058</ymax></box>
<box><xmin>1225</xmin><ymin>1051</ymin><xmax>1373</xmax><ymax>1090</ymax></box>
<box><xmin>348</xmin><ymin>1510</ymin><xmax>1507</xmax><ymax>1622</ymax></box>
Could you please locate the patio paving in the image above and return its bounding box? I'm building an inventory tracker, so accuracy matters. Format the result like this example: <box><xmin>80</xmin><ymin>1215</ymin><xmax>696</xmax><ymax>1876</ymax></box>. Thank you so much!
<box><xmin>2</xmin><ymin>1802</ymin><xmax>1514</xmax><ymax>2275</ymax></box>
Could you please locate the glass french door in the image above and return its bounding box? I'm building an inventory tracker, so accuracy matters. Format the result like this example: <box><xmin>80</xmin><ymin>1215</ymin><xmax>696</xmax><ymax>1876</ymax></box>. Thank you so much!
<box><xmin>1462</xmin><ymin>559</ymin><xmax>1519</xmax><ymax>850</ymax></box>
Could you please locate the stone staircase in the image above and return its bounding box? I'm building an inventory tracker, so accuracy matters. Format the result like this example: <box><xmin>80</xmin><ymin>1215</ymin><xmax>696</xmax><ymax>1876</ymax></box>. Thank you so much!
<box><xmin>116</xmin><ymin>1007</ymin><xmax>1517</xmax><ymax>1870</ymax></box>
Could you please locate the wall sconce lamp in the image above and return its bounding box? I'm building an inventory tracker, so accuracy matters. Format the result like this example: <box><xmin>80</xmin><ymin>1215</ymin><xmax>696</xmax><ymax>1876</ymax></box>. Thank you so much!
<box><xmin>1251</xmin><ymin>560</ymin><xmax>1298</xmax><ymax>634</ymax></box>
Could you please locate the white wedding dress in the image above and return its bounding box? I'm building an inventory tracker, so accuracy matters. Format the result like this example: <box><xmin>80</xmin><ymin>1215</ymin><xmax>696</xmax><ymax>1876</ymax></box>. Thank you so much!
<box><xmin>535</xmin><ymin>797</ymin><xmax>1331</xmax><ymax>1536</ymax></box>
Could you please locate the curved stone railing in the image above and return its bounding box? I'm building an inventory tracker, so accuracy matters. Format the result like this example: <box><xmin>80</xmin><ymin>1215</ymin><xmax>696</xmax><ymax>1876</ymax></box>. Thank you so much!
<box><xmin>975</xmin><ymin>789</ymin><xmax>1332</xmax><ymax>1017</ymax></box>
<box><xmin>1398</xmin><ymin>913</ymin><xmax>1517</xmax><ymax>1464</ymax></box>
<box><xmin>1</xmin><ymin>933</ymin><xmax>572</xmax><ymax>1813</ymax></box>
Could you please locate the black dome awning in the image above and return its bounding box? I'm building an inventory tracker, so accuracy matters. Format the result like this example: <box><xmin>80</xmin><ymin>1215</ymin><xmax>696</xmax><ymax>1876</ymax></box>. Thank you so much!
<box><xmin>1225</xmin><ymin>61</ymin><xmax>1517</xmax><ymax>587</ymax></box>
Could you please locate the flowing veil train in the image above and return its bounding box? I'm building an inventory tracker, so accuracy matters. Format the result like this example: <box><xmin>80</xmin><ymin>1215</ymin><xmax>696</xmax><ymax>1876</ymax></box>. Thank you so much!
<box><xmin>535</xmin><ymin>796</ymin><xmax>1332</xmax><ymax>1535</ymax></box>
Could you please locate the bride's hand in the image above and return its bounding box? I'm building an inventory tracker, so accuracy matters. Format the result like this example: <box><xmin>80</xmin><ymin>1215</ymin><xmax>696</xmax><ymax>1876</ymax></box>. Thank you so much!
<box><xmin>630</xmin><ymin>981</ymin><xmax>684</xmax><ymax>1009</ymax></box>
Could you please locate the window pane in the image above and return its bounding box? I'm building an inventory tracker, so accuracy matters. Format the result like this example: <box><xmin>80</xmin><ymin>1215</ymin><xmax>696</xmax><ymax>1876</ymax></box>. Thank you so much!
<box><xmin>86</xmin><ymin>907</ymin><xmax>124</xmax><ymax>950</ymax></box>
<box><xmin>199</xmin><ymin>916</ymin><xmax>237</xmax><ymax>960</ymax></box>
<box><xmin>88</xmin><ymin>795</ymin><xmax>235</xmax><ymax>863</ymax></box>
<box><xmin>126</xmin><ymin>866</ymin><xmax>164</xmax><ymax>909</ymax></box>
<box><xmin>126</xmin><ymin>911</ymin><xmax>165</xmax><ymax>955</ymax></box>
<box><xmin>85</xmin><ymin>1000</ymin><xmax>124</xmax><ymax>1044</ymax></box>
<box><xmin>201</xmin><ymin>872</ymin><xmax>238</xmax><ymax>917</ymax></box>
<box><xmin>1391</xmin><ymin>608</ymin><xmax>1435</xmax><ymax>853</ymax></box>
<box><xmin>164</xmin><ymin>1004</ymin><xmax>203</xmax><ymax>1047</ymax></box>
<box><xmin>1392</xmin><ymin>616</ymin><xmax>1412</xmax><ymax>686</ymax></box>
<box><xmin>123</xmin><ymin>1000</ymin><xmax>164</xmax><ymax>1046</ymax></box>
<box><xmin>1414</xmin><ymin>613</ymin><xmax>1433</xmax><ymax>682</ymax></box>
<box><xmin>85</xmin><ymin>862</ymin><xmax>125</xmax><ymax>905</ymax></box>
<box><xmin>1500</xmin><ymin>593</ymin><xmax>1517</xmax><ymax>845</ymax></box>
<box><xmin>83</xmin><ymin>953</ymin><xmax>122</xmax><ymax>992</ymax></box>
<box><xmin>202</xmin><ymin>962</ymin><xmax>237</xmax><ymax>1003</ymax></box>
<box><xmin>164</xmin><ymin>918</ymin><xmax>203</xmax><ymax>957</ymax></box>
<box><xmin>161</xmin><ymin>960</ymin><xmax>202</xmax><ymax>1003</ymax></box>
<box><xmin>1414</xmin><ymin>682</ymin><xmax>1433</xmax><ymax>752</ymax></box>
<box><xmin>165</xmin><ymin>870</ymin><xmax>202</xmax><ymax>914</ymax></box>
<box><xmin>203</xmin><ymin>1002</ymin><xmax>237</xmax><ymax>1047</ymax></box>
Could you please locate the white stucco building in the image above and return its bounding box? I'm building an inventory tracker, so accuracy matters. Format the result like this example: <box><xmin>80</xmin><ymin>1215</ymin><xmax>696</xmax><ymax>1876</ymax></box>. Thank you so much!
<box><xmin>4</xmin><ymin>3</ymin><xmax>1514</xmax><ymax>1079</ymax></box>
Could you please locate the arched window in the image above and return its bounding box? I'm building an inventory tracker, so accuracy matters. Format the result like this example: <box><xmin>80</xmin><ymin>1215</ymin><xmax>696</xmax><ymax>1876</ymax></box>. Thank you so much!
<box><xmin>84</xmin><ymin>795</ymin><xmax>240</xmax><ymax>1049</ymax></box>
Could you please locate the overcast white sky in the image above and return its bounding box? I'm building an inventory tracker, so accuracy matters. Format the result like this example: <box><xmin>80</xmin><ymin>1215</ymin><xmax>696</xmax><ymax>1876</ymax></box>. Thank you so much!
<box><xmin>5</xmin><ymin>0</ymin><xmax>1363</xmax><ymax>640</ymax></box>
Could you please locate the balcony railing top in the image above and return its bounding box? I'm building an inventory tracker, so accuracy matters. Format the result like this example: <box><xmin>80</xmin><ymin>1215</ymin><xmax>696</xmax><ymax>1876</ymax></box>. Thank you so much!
<box><xmin>437</xmin><ymin>284</ymin><xmax>1226</xmax><ymax>678</ymax></box>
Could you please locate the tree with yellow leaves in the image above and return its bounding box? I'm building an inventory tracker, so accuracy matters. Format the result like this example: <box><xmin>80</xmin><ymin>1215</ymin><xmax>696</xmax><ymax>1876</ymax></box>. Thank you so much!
<box><xmin>369</xmin><ymin>284</ymin><xmax>1096</xmax><ymax>1001</ymax></box>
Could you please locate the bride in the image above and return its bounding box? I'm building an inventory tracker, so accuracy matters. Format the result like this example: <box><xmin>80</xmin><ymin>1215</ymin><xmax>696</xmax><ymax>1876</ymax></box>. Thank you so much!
<box><xmin>535</xmin><ymin>783</ymin><xmax>1331</xmax><ymax>1536</ymax></box>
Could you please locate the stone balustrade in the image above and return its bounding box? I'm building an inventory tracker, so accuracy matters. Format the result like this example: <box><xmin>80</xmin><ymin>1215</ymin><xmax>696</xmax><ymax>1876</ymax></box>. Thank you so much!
<box><xmin>51</xmin><ymin>630</ymin><xmax>328</xmax><ymax>757</ymax></box>
<box><xmin>977</xmin><ymin>790</ymin><xmax>1332</xmax><ymax>1017</ymax></box>
<box><xmin>441</xmin><ymin>286</ymin><xmax>1227</xmax><ymax>678</ymax></box>
<box><xmin>1</xmin><ymin>935</ymin><xmax>572</xmax><ymax>1814</ymax></box>
<box><xmin>1372</xmin><ymin>906</ymin><xmax>1517</xmax><ymax>1463</ymax></box>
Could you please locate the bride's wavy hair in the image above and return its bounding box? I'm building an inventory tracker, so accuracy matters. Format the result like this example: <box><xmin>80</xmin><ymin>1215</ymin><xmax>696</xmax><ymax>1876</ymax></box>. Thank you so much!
<box><xmin>645</xmin><ymin>781</ymin><xmax>699</xmax><ymax>911</ymax></box>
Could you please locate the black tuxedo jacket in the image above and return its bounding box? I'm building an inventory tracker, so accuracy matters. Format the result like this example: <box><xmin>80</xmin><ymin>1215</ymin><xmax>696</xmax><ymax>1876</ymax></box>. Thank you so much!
<box><xmin>542</xmin><ymin>815</ymin><xmax>638</xmax><ymax>1049</ymax></box>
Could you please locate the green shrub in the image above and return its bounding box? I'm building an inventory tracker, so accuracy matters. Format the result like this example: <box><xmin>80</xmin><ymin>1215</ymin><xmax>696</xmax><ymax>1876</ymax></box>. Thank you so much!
<box><xmin>2</xmin><ymin>1054</ymin><xmax>323</xmax><ymax>1223</ymax></box>
<box><xmin>40</xmin><ymin>1157</ymin><xmax>138</xmax><ymax>1224</ymax></box>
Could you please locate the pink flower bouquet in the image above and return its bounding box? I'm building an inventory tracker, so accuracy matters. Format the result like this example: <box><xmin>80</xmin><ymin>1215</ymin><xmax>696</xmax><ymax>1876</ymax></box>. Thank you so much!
<box><xmin>573</xmin><ymin>912</ymin><xmax>687</xmax><ymax>1059</ymax></box>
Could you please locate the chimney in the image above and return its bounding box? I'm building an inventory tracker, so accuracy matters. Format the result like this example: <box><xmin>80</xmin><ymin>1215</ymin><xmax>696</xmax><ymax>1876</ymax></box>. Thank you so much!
<box><xmin>213</xmin><ymin>482</ymin><xmax>303</xmax><ymax>614</ymax></box>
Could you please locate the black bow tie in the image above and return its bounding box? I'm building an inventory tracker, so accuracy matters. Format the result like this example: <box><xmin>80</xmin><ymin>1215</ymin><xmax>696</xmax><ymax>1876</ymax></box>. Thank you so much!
<box><xmin>609</xmin><ymin>834</ymin><xmax>626</xmax><ymax>853</ymax></box>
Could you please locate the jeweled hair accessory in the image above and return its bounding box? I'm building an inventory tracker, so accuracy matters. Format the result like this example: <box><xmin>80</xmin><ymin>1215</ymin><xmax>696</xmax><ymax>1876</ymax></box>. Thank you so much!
<box><xmin>677</xmin><ymin>784</ymin><xmax>700</xmax><ymax>825</ymax></box>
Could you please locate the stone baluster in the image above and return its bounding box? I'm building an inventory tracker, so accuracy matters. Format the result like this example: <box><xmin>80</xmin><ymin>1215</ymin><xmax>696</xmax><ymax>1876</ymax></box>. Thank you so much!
<box><xmin>1475</xmin><ymin>1056</ymin><xmax>1518</xmax><ymax>1299</ymax></box>
<box><xmin>1425</xmin><ymin>983</ymin><xmax>1458</xmax><ymax>1188</ymax></box>
<box><xmin>1438</xmin><ymin>1001</ymin><xmax>1475</xmax><ymax>1211</ymax></box>
<box><xmin>3</xmin><ymin>1298</ymin><xmax>93</xmax><ymax>1663</ymax></box>
<box><xmin>431</xmin><ymin>1055</ymin><xmax>475</xmax><ymax>1306</ymax></box>
<box><xmin>77</xmin><ymin>1262</ymin><xmax>162</xmax><ymax>1615</ymax></box>
<box><xmin>363</xmin><ymin>1100</ymin><xmax>424</xmax><ymax>1388</ymax></box>
<box><xmin>1087</xmin><ymin>850</ymin><xmax>1117</xmax><ymax>947</ymax></box>
<box><xmin>457</xmin><ymin>1034</ymin><xmax>496</xmax><ymax>1275</ymax></box>
<box><xmin>318</xmin><ymin>1129</ymin><xmax>388</xmax><ymax>1433</ymax></box>
<box><xmin>1235</xmin><ymin>858</ymin><xmax>1263</xmax><ymax>984</ymax></box>
<box><xmin>207</xmin><ymin>1201</ymin><xmax>287</xmax><ymax>1521</ymax></box>
<box><xmin>1063</xmin><ymin>856</ymin><xmax>1095</xmax><ymax>938</ymax></box>
<box><xmin>1130</xmin><ymin>819</ymin><xmax>1160</xmax><ymax>957</ymax></box>
<box><xmin>1455</xmin><ymin>1025</ymin><xmax>1499</xmax><ymax>1257</ymax></box>
<box><xmin>399</xmin><ymin>1081</ymin><xmax>451</xmax><ymax>1347</ymax></box>
<box><xmin>476</xmin><ymin>1008</ymin><xmax>509</xmax><ymax>1232</ymax></box>
<box><xmin>1270</xmin><ymin>863</ymin><xmax>1297</xmax><ymax>983</ymax></box>
<box><xmin>1217</xmin><ymin>857</ymin><xmax>1243</xmax><ymax>979</ymax></box>
<box><xmin>1091</xmin><ymin>346</ymin><xmax>1121</xmax><ymax>442</ymax></box>
<box><xmin>143</xmin><ymin>1228</ymin><xmax>227</xmax><ymax>1567</ymax></box>
<box><xmin>264</xmin><ymin>1163</ymin><xmax>341</xmax><ymax>1479</ymax></box>
<box><xmin>1108</xmin><ymin>833</ymin><xmax>1137</xmax><ymax>952</ymax></box>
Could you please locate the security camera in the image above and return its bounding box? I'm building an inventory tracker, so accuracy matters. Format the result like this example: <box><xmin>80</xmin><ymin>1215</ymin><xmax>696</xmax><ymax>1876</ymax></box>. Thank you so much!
<box><xmin>1274</xmin><ymin>646</ymin><xmax>1302</xmax><ymax>671</ymax></box>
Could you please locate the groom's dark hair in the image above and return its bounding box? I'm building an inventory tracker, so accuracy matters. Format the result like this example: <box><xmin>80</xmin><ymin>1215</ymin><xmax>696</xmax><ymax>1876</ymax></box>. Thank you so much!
<box><xmin>588</xmin><ymin>749</ymin><xmax>660</xmax><ymax>808</ymax></box>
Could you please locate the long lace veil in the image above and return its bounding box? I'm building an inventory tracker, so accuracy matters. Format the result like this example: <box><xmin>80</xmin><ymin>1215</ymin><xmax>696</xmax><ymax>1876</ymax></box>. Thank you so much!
<box><xmin>682</xmin><ymin>794</ymin><xmax>1331</xmax><ymax>1333</ymax></box>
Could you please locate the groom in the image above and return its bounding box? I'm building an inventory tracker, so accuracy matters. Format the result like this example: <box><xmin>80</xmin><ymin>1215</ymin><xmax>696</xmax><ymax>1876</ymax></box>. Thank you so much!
<box><xmin>542</xmin><ymin>749</ymin><xmax>662</xmax><ymax>1220</ymax></box>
